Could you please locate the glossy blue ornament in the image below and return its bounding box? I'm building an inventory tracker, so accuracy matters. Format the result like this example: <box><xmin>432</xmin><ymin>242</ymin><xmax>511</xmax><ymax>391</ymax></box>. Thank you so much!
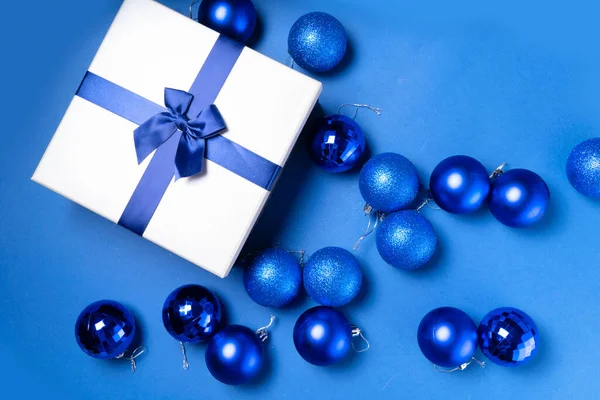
<box><xmin>303</xmin><ymin>247</ymin><xmax>362</xmax><ymax>307</ymax></box>
<box><xmin>430</xmin><ymin>155</ymin><xmax>490</xmax><ymax>214</ymax></box>
<box><xmin>75</xmin><ymin>300</ymin><xmax>136</xmax><ymax>359</ymax></box>
<box><xmin>359</xmin><ymin>153</ymin><xmax>420</xmax><ymax>213</ymax></box>
<box><xmin>197</xmin><ymin>0</ymin><xmax>257</xmax><ymax>43</ymax></box>
<box><xmin>243</xmin><ymin>248</ymin><xmax>302</xmax><ymax>308</ymax></box>
<box><xmin>566</xmin><ymin>138</ymin><xmax>600</xmax><ymax>198</ymax></box>
<box><xmin>162</xmin><ymin>284</ymin><xmax>222</xmax><ymax>343</ymax></box>
<box><xmin>417</xmin><ymin>307</ymin><xmax>478</xmax><ymax>368</ymax></box>
<box><xmin>376</xmin><ymin>210</ymin><xmax>437</xmax><ymax>270</ymax></box>
<box><xmin>309</xmin><ymin>115</ymin><xmax>365</xmax><ymax>173</ymax></box>
<box><xmin>478</xmin><ymin>307</ymin><xmax>538</xmax><ymax>367</ymax></box>
<box><xmin>288</xmin><ymin>12</ymin><xmax>347</xmax><ymax>73</ymax></box>
<box><xmin>293</xmin><ymin>306</ymin><xmax>352</xmax><ymax>366</ymax></box>
<box><xmin>489</xmin><ymin>169</ymin><xmax>550</xmax><ymax>228</ymax></box>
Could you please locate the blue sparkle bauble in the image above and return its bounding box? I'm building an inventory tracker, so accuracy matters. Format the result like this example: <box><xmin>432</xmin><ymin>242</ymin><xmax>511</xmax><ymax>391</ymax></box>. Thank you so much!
<box><xmin>478</xmin><ymin>307</ymin><xmax>539</xmax><ymax>367</ymax></box>
<box><xmin>430</xmin><ymin>155</ymin><xmax>490</xmax><ymax>214</ymax></box>
<box><xmin>303</xmin><ymin>247</ymin><xmax>362</xmax><ymax>307</ymax></box>
<box><xmin>243</xmin><ymin>248</ymin><xmax>302</xmax><ymax>308</ymax></box>
<box><xmin>162</xmin><ymin>284</ymin><xmax>222</xmax><ymax>343</ymax></box>
<box><xmin>205</xmin><ymin>325</ymin><xmax>264</xmax><ymax>385</ymax></box>
<box><xmin>75</xmin><ymin>300</ymin><xmax>136</xmax><ymax>359</ymax></box>
<box><xmin>417</xmin><ymin>307</ymin><xmax>478</xmax><ymax>368</ymax></box>
<box><xmin>288</xmin><ymin>12</ymin><xmax>347</xmax><ymax>73</ymax></box>
<box><xmin>566</xmin><ymin>138</ymin><xmax>600</xmax><ymax>198</ymax></box>
<box><xmin>293</xmin><ymin>306</ymin><xmax>352</xmax><ymax>366</ymax></box>
<box><xmin>309</xmin><ymin>115</ymin><xmax>365</xmax><ymax>173</ymax></box>
<box><xmin>489</xmin><ymin>169</ymin><xmax>550</xmax><ymax>228</ymax></box>
<box><xmin>376</xmin><ymin>210</ymin><xmax>437</xmax><ymax>270</ymax></box>
<box><xmin>359</xmin><ymin>153</ymin><xmax>420</xmax><ymax>213</ymax></box>
<box><xmin>197</xmin><ymin>0</ymin><xmax>257</xmax><ymax>43</ymax></box>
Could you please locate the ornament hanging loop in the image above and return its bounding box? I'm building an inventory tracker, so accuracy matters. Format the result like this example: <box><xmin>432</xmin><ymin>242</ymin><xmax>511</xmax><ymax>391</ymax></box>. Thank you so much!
<box><xmin>434</xmin><ymin>357</ymin><xmax>486</xmax><ymax>373</ymax></box>
<box><xmin>189</xmin><ymin>0</ymin><xmax>200</xmax><ymax>20</ymax></box>
<box><xmin>180</xmin><ymin>341</ymin><xmax>190</xmax><ymax>370</ymax></box>
<box><xmin>489</xmin><ymin>162</ymin><xmax>507</xmax><ymax>179</ymax></box>
<box><xmin>416</xmin><ymin>190</ymin><xmax>441</xmax><ymax>212</ymax></box>
<box><xmin>256</xmin><ymin>315</ymin><xmax>276</xmax><ymax>342</ymax></box>
<box><xmin>287</xmin><ymin>250</ymin><xmax>307</xmax><ymax>266</ymax></box>
<box><xmin>337</xmin><ymin>104</ymin><xmax>383</xmax><ymax>120</ymax></box>
<box><xmin>353</xmin><ymin>204</ymin><xmax>383</xmax><ymax>250</ymax></box>
<box><xmin>350</xmin><ymin>326</ymin><xmax>370</xmax><ymax>353</ymax></box>
<box><xmin>116</xmin><ymin>345</ymin><xmax>147</xmax><ymax>373</ymax></box>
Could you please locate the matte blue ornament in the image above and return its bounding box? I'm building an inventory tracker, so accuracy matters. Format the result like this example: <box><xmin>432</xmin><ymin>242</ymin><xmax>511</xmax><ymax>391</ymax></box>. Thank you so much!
<box><xmin>293</xmin><ymin>306</ymin><xmax>352</xmax><ymax>366</ymax></box>
<box><xmin>376</xmin><ymin>210</ymin><xmax>437</xmax><ymax>270</ymax></box>
<box><xmin>303</xmin><ymin>247</ymin><xmax>362</xmax><ymax>307</ymax></box>
<box><xmin>489</xmin><ymin>169</ymin><xmax>550</xmax><ymax>228</ymax></box>
<box><xmin>417</xmin><ymin>307</ymin><xmax>478</xmax><ymax>368</ymax></box>
<box><xmin>309</xmin><ymin>115</ymin><xmax>365</xmax><ymax>173</ymax></box>
<box><xmin>478</xmin><ymin>307</ymin><xmax>538</xmax><ymax>367</ymax></box>
<box><xmin>197</xmin><ymin>0</ymin><xmax>257</xmax><ymax>43</ymax></box>
<box><xmin>359</xmin><ymin>153</ymin><xmax>420</xmax><ymax>213</ymax></box>
<box><xmin>288</xmin><ymin>12</ymin><xmax>347</xmax><ymax>73</ymax></box>
<box><xmin>243</xmin><ymin>248</ymin><xmax>302</xmax><ymax>308</ymax></box>
<box><xmin>75</xmin><ymin>300</ymin><xmax>136</xmax><ymax>359</ymax></box>
<box><xmin>430</xmin><ymin>155</ymin><xmax>490</xmax><ymax>214</ymax></box>
<box><xmin>566</xmin><ymin>138</ymin><xmax>600</xmax><ymax>198</ymax></box>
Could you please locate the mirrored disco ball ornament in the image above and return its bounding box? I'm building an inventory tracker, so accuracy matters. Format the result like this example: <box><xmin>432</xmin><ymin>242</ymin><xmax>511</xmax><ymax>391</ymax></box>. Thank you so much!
<box><xmin>310</xmin><ymin>115</ymin><xmax>365</xmax><ymax>173</ymax></box>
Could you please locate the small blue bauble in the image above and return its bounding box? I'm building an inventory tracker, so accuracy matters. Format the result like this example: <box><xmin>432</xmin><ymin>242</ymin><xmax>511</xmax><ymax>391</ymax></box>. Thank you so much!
<box><xmin>430</xmin><ymin>155</ymin><xmax>490</xmax><ymax>214</ymax></box>
<box><xmin>376</xmin><ymin>210</ymin><xmax>437</xmax><ymax>270</ymax></box>
<box><xmin>309</xmin><ymin>115</ymin><xmax>365</xmax><ymax>173</ymax></box>
<box><xmin>359</xmin><ymin>153</ymin><xmax>420</xmax><ymax>213</ymax></box>
<box><xmin>293</xmin><ymin>306</ymin><xmax>352</xmax><ymax>366</ymax></box>
<box><xmin>478</xmin><ymin>307</ymin><xmax>538</xmax><ymax>367</ymax></box>
<box><xmin>197</xmin><ymin>0</ymin><xmax>257</xmax><ymax>43</ymax></box>
<box><xmin>288</xmin><ymin>12</ymin><xmax>347</xmax><ymax>73</ymax></box>
<box><xmin>75</xmin><ymin>300</ymin><xmax>136</xmax><ymax>359</ymax></box>
<box><xmin>205</xmin><ymin>325</ymin><xmax>264</xmax><ymax>385</ymax></box>
<box><xmin>243</xmin><ymin>248</ymin><xmax>302</xmax><ymax>308</ymax></box>
<box><xmin>303</xmin><ymin>247</ymin><xmax>362</xmax><ymax>307</ymax></box>
<box><xmin>566</xmin><ymin>138</ymin><xmax>600</xmax><ymax>198</ymax></box>
<box><xmin>417</xmin><ymin>307</ymin><xmax>478</xmax><ymax>368</ymax></box>
<box><xmin>489</xmin><ymin>169</ymin><xmax>550</xmax><ymax>228</ymax></box>
<box><xmin>162</xmin><ymin>284</ymin><xmax>222</xmax><ymax>343</ymax></box>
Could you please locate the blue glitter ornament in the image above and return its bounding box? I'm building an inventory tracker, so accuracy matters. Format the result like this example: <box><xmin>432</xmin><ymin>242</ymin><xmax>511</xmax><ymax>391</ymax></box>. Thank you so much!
<box><xmin>75</xmin><ymin>300</ymin><xmax>136</xmax><ymax>359</ymax></box>
<box><xmin>359</xmin><ymin>153</ymin><xmax>420</xmax><ymax>213</ymax></box>
<box><xmin>417</xmin><ymin>307</ymin><xmax>478</xmax><ymax>368</ymax></box>
<box><xmin>243</xmin><ymin>248</ymin><xmax>302</xmax><ymax>308</ymax></box>
<box><xmin>478</xmin><ymin>307</ymin><xmax>538</xmax><ymax>367</ymax></box>
<box><xmin>310</xmin><ymin>114</ymin><xmax>365</xmax><ymax>173</ymax></box>
<box><xmin>489</xmin><ymin>169</ymin><xmax>550</xmax><ymax>228</ymax></box>
<box><xmin>566</xmin><ymin>138</ymin><xmax>600</xmax><ymax>198</ymax></box>
<box><xmin>197</xmin><ymin>0</ymin><xmax>257</xmax><ymax>43</ymax></box>
<box><xmin>430</xmin><ymin>155</ymin><xmax>490</xmax><ymax>214</ymax></box>
<box><xmin>288</xmin><ymin>12</ymin><xmax>347</xmax><ymax>73</ymax></box>
<box><xmin>303</xmin><ymin>247</ymin><xmax>362</xmax><ymax>307</ymax></box>
<box><xmin>376</xmin><ymin>210</ymin><xmax>437</xmax><ymax>270</ymax></box>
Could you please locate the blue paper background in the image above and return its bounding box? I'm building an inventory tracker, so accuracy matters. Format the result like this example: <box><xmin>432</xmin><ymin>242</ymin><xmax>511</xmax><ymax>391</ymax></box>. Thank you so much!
<box><xmin>1</xmin><ymin>0</ymin><xmax>599</xmax><ymax>398</ymax></box>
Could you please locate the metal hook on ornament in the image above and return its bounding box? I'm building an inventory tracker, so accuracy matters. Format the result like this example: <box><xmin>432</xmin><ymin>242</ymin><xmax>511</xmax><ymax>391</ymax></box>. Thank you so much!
<box><xmin>351</xmin><ymin>326</ymin><xmax>370</xmax><ymax>353</ymax></box>
<box><xmin>337</xmin><ymin>104</ymin><xmax>383</xmax><ymax>120</ymax></box>
<box><xmin>416</xmin><ymin>190</ymin><xmax>441</xmax><ymax>212</ymax></box>
<box><xmin>353</xmin><ymin>204</ymin><xmax>384</xmax><ymax>250</ymax></box>
<box><xmin>256</xmin><ymin>315</ymin><xmax>276</xmax><ymax>342</ymax></box>
<box><xmin>287</xmin><ymin>250</ymin><xmax>307</xmax><ymax>266</ymax></box>
<box><xmin>116</xmin><ymin>346</ymin><xmax>147</xmax><ymax>373</ymax></box>
<box><xmin>433</xmin><ymin>357</ymin><xmax>486</xmax><ymax>373</ymax></box>
<box><xmin>489</xmin><ymin>162</ymin><xmax>507</xmax><ymax>179</ymax></box>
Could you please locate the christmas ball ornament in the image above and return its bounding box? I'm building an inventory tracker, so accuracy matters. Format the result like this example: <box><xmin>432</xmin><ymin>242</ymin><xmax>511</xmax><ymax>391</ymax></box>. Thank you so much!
<box><xmin>359</xmin><ymin>153</ymin><xmax>420</xmax><ymax>213</ymax></box>
<box><xmin>376</xmin><ymin>210</ymin><xmax>437</xmax><ymax>270</ymax></box>
<box><xmin>243</xmin><ymin>248</ymin><xmax>302</xmax><ymax>308</ymax></box>
<box><xmin>478</xmin><ymin>307</ymin><xmax>539</xmax><ymax>367</ymax></box>
<box><xmin>430</xmin><ymin>155</ymin><xmax>490</xmax><ymax>214</ymax></box>
<box><xmin>566</xmin><ymin>138</ymin><xmax>600</xmax><ymax>198</ymax></box>
<box><xmin>309</xmin><ymin>114</ymin><xmax>365</xmax><ymax>173</ymax></box>
<box><xmin>197</xmin><ymin>0</ymin><xmax>257</xmax><ymax>43</ymax></box>
<box><xmin>417</xmin><ymin>307</ymin><xmax>478</xmax><ymax>368</ymax></box>
<box><xmin>303</xmin><ymin>247</ymin><xmax>362</xmax><ymax>307</ymax></box>
<box><xmin>489</xmin><ymin>169</ymin><xmax>550</xmax><ymax>228</ymax></box>
<box><xmin>288</xmin><ymin>12</ymin><xmax>347</xmax><ymax>73</ymax></box>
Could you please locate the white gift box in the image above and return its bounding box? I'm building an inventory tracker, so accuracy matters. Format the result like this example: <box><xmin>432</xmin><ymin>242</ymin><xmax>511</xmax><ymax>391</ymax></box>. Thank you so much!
<box><xmin>32</xmin><ymin>0</ymin><xmax>322</xmax><ymax>277</ymax></box>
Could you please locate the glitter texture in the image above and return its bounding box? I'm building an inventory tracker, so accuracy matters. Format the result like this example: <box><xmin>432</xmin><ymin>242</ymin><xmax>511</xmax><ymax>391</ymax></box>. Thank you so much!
<box><xmin>309</xmin><ymin>115</ymin><xmax>365</xmax><ymax>173</ymax></box>
<box><xmin>566</xmin><ymin>138</ymin><xmax>600</xmax><ymax>198</ymax></box>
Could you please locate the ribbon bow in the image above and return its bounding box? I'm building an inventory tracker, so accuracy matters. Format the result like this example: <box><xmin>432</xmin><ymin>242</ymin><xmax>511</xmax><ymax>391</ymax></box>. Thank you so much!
<box><xmin>134</xmin><ymin>88</ymin><xmax>226</xmax><ymax>179</ymax></box>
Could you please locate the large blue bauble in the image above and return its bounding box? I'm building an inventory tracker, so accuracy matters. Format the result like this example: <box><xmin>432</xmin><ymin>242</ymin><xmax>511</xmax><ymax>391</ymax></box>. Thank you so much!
<box><xmin>359</xmin><ymin>153</ymin><xmax>420</xmax><ymax>213</ymax></box>
<box><xmin>293</xmin><ymin>306</ymin><xmax>352</xmax><ymax>366</ymax></box>
<box><xmin>75</xmin><ymin>300</ymin><xmax>136</xmax><ymax>359</ymax></box>
<box><xmin>489</xmin><ymin>169</ymin><xmax>550</xmax><ymax>228</ymax></box>
<box><xmin>309</xmin><ymin>115</ymin><xmax>365</xmax><ymax>173</ymax></box>
<box><xmin>303</xmin><ymin>247</ymin><xmax>362</xmax><ymax>307</ymax></box>
<box><xmin>376</xmin><ymin>210</ymin><xmax>437</xmax><ymax>270</ymax></box>
<box><xmin>162</xmin><ymin>284</ymin><xmax>222</xmax><ymax>343</ymax></box>
<box><xmin>430</xmin><ymin>155</ymin><xmax>490</xmax><ymax>214</ymax></box>
<box><xmin>243</xmin><ymin>248</ymin><xmax>302</xmax><ymax>308</ymax></box>
<box><xmin>205</xmin><ymin>325</ymin><xmax>264</xmax><ymax>385</ymax></box>
<box><xmin>417</xmin><ymin>307</ymin><xmax>478</xmax><ymax>368</ymax></box>
<box><xmin>288</xmin><ymin>12</ymin><xmax>347</xmax><ymax>73</ymax></box>
<box><xmin>197</xmin><ymin>0</ymin><xmax>257</xmax><ymax>43</ymax></box>
<box><xmin>566</xmin><ymin>138</ymin><xmax>600</xmax><ymax>198</ymax></box>
<box><xmin>478</xmin><ymin>307</ymin><xmax>538</xmax><ymax>367</ymax></box>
